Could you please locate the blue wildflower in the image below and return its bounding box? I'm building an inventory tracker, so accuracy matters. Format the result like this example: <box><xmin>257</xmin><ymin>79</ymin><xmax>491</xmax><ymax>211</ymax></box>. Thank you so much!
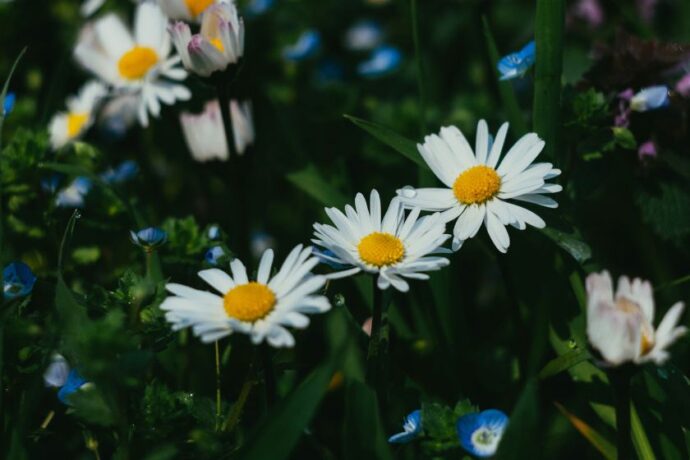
<box><xmin>100</xmin><ymin>160</ymin><xmax>139</xmax><ymax>184</ymax></box>
<box><xmin>456</xmin><ymin>409</ymin><xmax>509</xmax><ymax>458</ymax></box>
<box><xmin>388</xmin><ymin>410</ymin><xmax>422</xmax><ymax>443</ymax></box>
<box><xmin>344</xmin><ymin>20</ymin><xmax>384</xmax><ymax>51</ymax></box>
<box><xmin>497</xmin><ymin>41</ymin><xmax>535</xmax><ymax>80</ymax></box>
<box><xmin>630</xmin><ymin>85</ymin><xmax>670</xmax><ymax>112</ymax></box>
<box><xmin>41</xmin><ymin>174</ymin><xmax>62</xmax><ymax>194</ymax></box>
<box><xmin>3</xmin><ymin>261</ymin><xmax>37</xmax><ymax>300</ymax></box>
<box><xmin>3</xmin><ymin>91</ymin><xmax>15</xmax><ymax>116</ymax></box>
<box><xmin>245</xmin><ymin>0</ymin><xmax>275</xmax><ymax>17</ymax></box>
<box><xmin>55</xmin><ymin>177</ymin><xmax>92</xmax><ymax>208</ymax></box>
<box><xmin>207</xmin><ymin>225</ymin><xmax>221</xmax><ymax>241</ymax></box>
<box><xmin>357</xmin><ymin>45</ymin><xmax>402</xmax><ymax>78</ymax></box>
<box><xmin>283</xmin><ymin>30</ymin><xmax>321</xmax><ymax>61</ymax></box>
<box><xmin>43</xmin><ymin>354</ymin><xmax>89</xmax><ymax>404</ymax></box>
<box><xmin>312</xmin><ymin>247</ymin><xmax>350</xmax><ymax>270</ymax></box>
<box><xmin>57</xmin><ymin>369</ymin><xmax>89</xmax><ymax>404</ymax></box>
<box><xmin>130</xmin><ymin>227</ymin><xmax>167</xmax><ymax>250</ymax></box>
<box><xmin>205</xmin><ymin>246</ymin><xmax>226</xmax><ymax>265</ymax></box>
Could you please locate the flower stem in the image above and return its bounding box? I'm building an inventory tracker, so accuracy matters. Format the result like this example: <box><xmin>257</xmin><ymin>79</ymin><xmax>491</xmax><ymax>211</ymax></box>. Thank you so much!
<box><xmin>609</xmin><ymin>366</ymin><xmax>634</xmax><ymax>460</ymax></box>
<box><xmin>215</xmin><ymin>76</ymin><xmax>237</xmax><ymax>161</ymax></box>
<box><xmin>214</xmin><ymin>340</ymin><xmax>222</xmax><ymax>431</ymax></box>
<box><xmin>223</xmin><ymin>362</ymin><xmax>257</xmax><ymax>432</ymax></box>
<box><xmin>261</xmin><ymin>343</ymin><xmax>276</xmax><ymax>409</ymax></box>
<box><xmin>366</xmin><ymin>276</ymin><xmax>391</xmax><ymax>409</ymax></box>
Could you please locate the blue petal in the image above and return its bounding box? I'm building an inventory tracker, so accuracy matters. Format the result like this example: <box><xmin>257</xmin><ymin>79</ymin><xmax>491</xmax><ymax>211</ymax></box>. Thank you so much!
<box><xmin>132</xmin><ymin>227</ymin><xmax>168</xmax><ymax>247</ymax></box>
<box><xmin>245</xmin><ymin>0</ymin><xmax>275</xmax><ymax>16</ymax></box>
<box><xmin>631</xmin><ymin>86</ymin><xmax>669</xmax><ymax>111</ymax></box>
<box><xmin>208</xmin><ymin>225</ymin><xmax>221</xmax><ymax>240</ymax></box>
<box><xmin>205</xmin><ymin>246</ymin><xmax>225</xmax><ymax>265</ymax></box>
<box><xmin>388</xmin><ymin>409</ymin><xmax>422</xmax><ymax>444</ymax></box>
<box><xmin>497</xmin><ymin>40</ymin><xmax>535</xmax><ymax>81</ymax></box>
<box><xmin>55</xmin><ymin>177</ymin><xmax>92</xmax><ymax>208</ymax></box>
<box><xmin>476</xmin><ymin>409</ymin><xmax>509</xmax><ymax>430</ymax></box>
<box><xmin>357</xmin><ymin>45</ymin><xmax>402</xmax><ymax>78</ymax></box>
<box><xmin>456</xmin><ymin>409</ymin><xmax>509</xmax><ymax>458</ymax></box>
<box><xmin>3</xmin><ymin>92</ymin><xmax>15</xmax><ymax>116</ymax></box>
<box><xmin>101</xmin><ymin>160</ymin><xmax>139</xmax><ymax>184</ymax></box>
<box><xmin>388</xmin><ymin>431</ymin><xmax>418</xmax><ymax>444</ymax></box>
<box><xmin>41</xmin><ymin>174</ymin><xmax>62</xmax><ymax>194</ymax></box>
<box><xmin>3</xmin><ymin>261</ymin><xmax>37</xmax><ymax>299</ymax></box>
<box><xmin>57</xmin><ymin>369</ymin><xmax>88</xmax><ymax>405</ymax></box>
<box><xmin>283</xmin><ymin>30</ymin><xmax>321</xmax><ymax>61</ymax></box>
<box><xmin>407</xmin><ymin>409</ymin><xmax>422</xmax><ymax>430</ymax></box>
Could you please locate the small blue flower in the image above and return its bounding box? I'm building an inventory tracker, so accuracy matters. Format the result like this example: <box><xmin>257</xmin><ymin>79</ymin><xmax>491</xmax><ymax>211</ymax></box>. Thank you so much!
<box><xmin>130</xmin><ymin>227</ymin><xmax>167</xmax><ymax>250</ymax></box>
<box><xmin>57</xmin><ymin>369</ymin><xmax>88</xmax><ymax>405</ymax></box>
<box><xmin>630</xmin><ymin>85</ymin><xmax>670</xmax><ymax>112</ymax></box>
<box><xmin>207</xmin><ymin>225</ymin><xmax>221</xmax><ymax>241</ymax></box>
<box><xmin>312</xmin><ymin>247</ymin><xmax>350</xmax><ymax>270</ymax></box>
<box><xmin>3</xmin><ymin>261</ymin><xmax>37</xmax><ymax>300</ymax></box>
<box><xmin>388</xmin><ymin>409</ymin><xmax>422</xmax><ymax>443</ymax></box>
<box><xmin>205</xmin><ymin>246</ymin><xmax>226</xmax><ymax>265</ymax></box>
<box><xmin>344</xmin><ymin>20</ymin><xmax>384</xmax><ymax>51</ymax></box>
<box><xmin>245</xmin><ymin>0</ymin><xmax>275</xmax><ymax>17</ymax></box>
<box><xmin>100</xmin><ymin>160</ymin><xmax>139</xmax><ymax>184</ymax></box>
<box><xmin>3</xmin><ymin>91</ymin><xmax>15</xmax><ymax>116</ymax></box>
<box><xmin>357</xmin><ymin>45</ymin><xmax>402</xmax><ymax>78</ymax></box>
<box><xmin>55</xmin><ymin>177</ymin><xmax>92</xmax><ymax>208</ymax></box>
<box><xmin>41</xmin><ymin>174</ymin><xmax>62</xmax><ymax>194</ymax></box>
<box><xmin>283</xmin><ymin>30</ymin><xmax>321</xmax><ymax>61</ymax></box>
<box><xmin>456</xmin><ymin>409</ymin><xmax>509</xmax><ymax>458</ymax></box>
<box><xmin>497</xmin><ymin>41</ymin><xmax>535</xmax><ymax>81</ymax></box>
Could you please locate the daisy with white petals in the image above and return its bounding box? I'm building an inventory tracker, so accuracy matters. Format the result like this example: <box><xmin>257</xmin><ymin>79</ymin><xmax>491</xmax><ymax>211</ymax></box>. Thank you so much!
<box><xmin>158</xmin><ymin>0</ymin><xmax>228</xmax><ymax>22</ymax></box>
<box><xmin>48</xmin><ymin>81</ymin><xmax>107</xmax><ymax>150</ymax></box>
<box><xmin>312</xmin><ymin>190</ymin><xmax>451</xmax><ymax>292</ymax></box>
<box><xmin>160</xmin><ymin>245</ymin><xmax>330</xmax><ymax>348</ymax></box>
<box><xmin>397</xmin><ymin>120</ymin><xmax>561</xmax><ymax>253</ymax></box>
<box><xmin>586</xmin><ymin>271</ymin><xmax>687</xmax><ymax>366</ymax></box>
<box><xmin>74</xmin><ymin>1</ymin><xmax>191</xmax><ymax>127</ymax></box>
<box><xmin>169</xmin><ymin>2</ymin><xmax>244</xmax><ymax>77</ymax></box>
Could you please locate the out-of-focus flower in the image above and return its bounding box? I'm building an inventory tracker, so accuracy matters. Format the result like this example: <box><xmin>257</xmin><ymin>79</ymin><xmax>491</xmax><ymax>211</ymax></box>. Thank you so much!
<box><xmin>169</xmin><ymin>3</ymin><xmax>244</xmax><ymax>77</ymax></box>
<box><xmin>638</xmin><ymin>140</ymin><xmax>657</xmax><ymax>160</ymax></box>
<box><xmin>81</xmin><ymin>0</ymin><xmax>105</xmax><ymax>16</ymax></box>
<box><xmin>130</xmin><ymin>227</ymin><xmax>168</xmax><ymax>250</ymax></box>
<box><xmin>43</xmin><ymin>354</ymin><xmax>90</xmax><ymax>405</ymax></box>
<box><xmin>313</xmin><ymin>190</ymin><xmax>450</xmax><ymax>292</ymax></box>
<box><xmin>282</xmin><ymin>30</ymin><xmax>321</xmax><ymax>61</ymax></box>
<box><xmin>630</xmin><ymin>85</ymin><xmax>669</xmax><ymax>112</ymax></box>
<box><xmin>567</xmin><ymin>0</ymin><xmax>604</xmax><ymax>28</ymax></box>
<box><xmin>41</xmin><ymin>175</ymin><xmax>62</xmax><ymax>194</ymax></box>
<box><xmin>3</xmin><ymin>261</ymin><xmax>36</xmax><ymax>299</ymax></box>
<box><xmin>497</xmin><ymin>41</ymin><xmax>535</xmax><ymax>81</ymax></box>
<box><xmin>250</xmin><ymin>231</ymin><xmax>275</xmax><ymax>260</ymax></box>
<box><xmin>160</xmin><ymin>245</ymin><xmax>331</xmax><ymax>347</ymax></box>
<box><xmin>397</xmin><ymin>121</ymin><xmax>561</xmax><ymax>253</ymax></box>
<box><xmin>56</xmin><ymin>177</ymin><xmax>92</xmax><ymax>208</ymax></box>
<box><xmin>675</xmin><ymin>74</ymin><xmax>690</xmax><ymax>97</ymax></box>
<box><xmin>586</xmin><ymin>271</ymin><xmax>687</xmax><ymax>366</ymax></box>
<box><xmin>388</xmin><ymin>410</ymin><xmax>422</xmax><ymax>443</ymax></box>
<box><xmin>357</xmin><ymin>45</ymin><xmax>402</xmax><ymax>78</ymax></box>
<box><xmin>48</xmin><ymin>81</ymin><xmax>107</xmax><ymax>150</ymax></box>
<box><xmin>245</xmin><ymin>0</ymin><xmax>274</xmax><ymax>17</ymax></box>
<box><xmin>362</xmin><ymin>317</ymin><xmax>373</xmax><ymax>336</ymax></box>
<box><xmin>100</xmin><ymin>160</ymin><xmax>139</xmax><ymax>184</ymax></box>
<box><xmin>158</xmin><ymin>0</ymin><xmax>227</xmax><ymax>22</ymax></box>
<box><xmin>615</xmin><ymin>88</ymin><xmax>634</xmax><ymax>127</ymax></box>
<box><xmin>344</xmin><ymin>20</ymin><xmax>383</xmax><ymax>52</ymax></box>
<box><xmin>3</xmin><ymin>91</ymin><xmax>15</xmax><ymax>116</ymax></box>
<box><xmin>75</xmin><ymin>2</ymin><xmax>191</xmax><ymax>127</ymax></box>
<box><xmin>456</xmin><ymin>409</ymin><xmax>509</xmax><ymax>458</ymax></box>
<box><xmin>99</xmin><ymin>93</ymin><xmax>140</xmax><ymax>139</ymax></box>
<box><xmin>180</xmin><ymin>99</ymin><xmax>254</xmax><ymax>162</ymax></box>
<box><xmin>208</xmin><ymin>224</ymin><xmax>221</xmax><ymax>240</ymax></box>
<box><xmin>205</xmin><ymin>246</ymin><xmax>226</xmax><ymax>265</ymax></box>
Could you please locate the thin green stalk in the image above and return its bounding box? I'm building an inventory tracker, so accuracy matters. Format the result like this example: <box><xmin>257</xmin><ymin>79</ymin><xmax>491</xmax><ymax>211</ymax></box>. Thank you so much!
<box><xmin>223</xmin><ymin>362</ymin><xmax>257</xmax><ymax>432</ymax></box>
<box><xmin>261</xmin><ymin>343</ymin><xmax>276</xmax><ymax>409</ymax></box>
<box><xmin>609</xmin><ymin>367</ymin><xmax>634</xmax><ymax>460</ymax></box>
<box><xmin>215</xmin><ymin>341</ymin><xmax>222</xmax><ymax>431</ymax></box>
<box><xmin>366</xmin><ymin>277</ymin><xmax>390</xmax><ymax>409</ymax></box>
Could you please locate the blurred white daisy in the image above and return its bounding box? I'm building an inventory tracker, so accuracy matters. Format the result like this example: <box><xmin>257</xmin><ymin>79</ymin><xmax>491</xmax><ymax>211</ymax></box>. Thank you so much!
<box><xmin>74</xmin><ymin>1</ymin><xmax>191</xmax><ymax>127</ymax></box>
<box><xmin>397</xmin><ymin>121</ymin><xmax>561</xmax><ymax>253</ymax></box>
<box><xmin>160</xmin><ymin>245</ymin><xmax>331</xmax><ymax>347</ymax></box>
<box><xmin>180</xmin><ymin>99</ymin><xmax>253</xmax><ymax>161</ymax></box>
<box><xmin>81</xmin><ymin>0</ymin><xmax>105</xmax><ymax>17</ymax></box>
<box><xmin>312</xmin><ymin>190</ymin><xmax>451</xmax><ymax>292</ymax></box>
<box><xmin>169</xmin><ymin>2</ymin><xmax>244</xmax><ymax>77</ymax></box>
<box><xmin>48</xmin><ymin>80</ymin><xmax>107</xmax><ymax>149</ymax></box>
<box><xmin>158</xmin><ymin>0</ymin><xmax>229</xmax><ymax>21</ymax></box>
<box><xmin>587</xmin><ymin>271</ymin><xmax>687</xmax><ymax>366</ymax></box>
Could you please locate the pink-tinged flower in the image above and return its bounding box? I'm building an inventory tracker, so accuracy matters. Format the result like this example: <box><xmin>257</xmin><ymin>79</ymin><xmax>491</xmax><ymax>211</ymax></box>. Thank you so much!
<box><xmin>586</xmin><ymin>271</ymin><xmax>686</xmax><ymax>366</ymax></box>
<box><xmin>169</xmin><ymin>2</ymin><xmax>244</xmax><ymax>77</ymax></box>
<box><xmin>675</xmin><ymin>74</ymin><xmax>690</xmax><ymax>97</ymax></box>
<box><xmin>638</xmin><ymin>140</ymin><xmax>657</xmax><ymax>160</ymax></box>
<box><xmin>614</xmin><ymin>89</ymin><xmax>634</xmax><ymax>128</ymax></box>
<box><xmin>362</xmin><ymin>317</ymin><xmax>373</xmax><ymax>336</ymax></box>
<box><xmin>158</xmin><ymin>0</ymin><xmax>228</xmax><ymax>22</ymax></box>
<box><xmin>568</xmin><ymin>0</ymin><xmax>604</xmax><ymax>28</ymax></box>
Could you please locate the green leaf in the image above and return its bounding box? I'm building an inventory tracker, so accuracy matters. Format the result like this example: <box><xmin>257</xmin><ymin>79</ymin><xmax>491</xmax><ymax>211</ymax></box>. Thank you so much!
<box><xmin>540</xmin><ymin>226</ymin><xmax>592</xmax><ymax>264</ymax></box>
<box><xmin>638</xmin><ymin>184</ymin><xmax>690</xmax><ymax>244</ymax></box>
<box><xmin>68</xmin><ymin>386</ymin><xmax>116</xmax><ymax>427</ymax></box>
<box><xmin>342</xmin><ymin>382</ymin><xmax>393</xmax><ymax>460</ymax></box>
<box><xmin>611</xmin><ymin>127</ymin><xmax>637</xmax><ymax>150</ymax></box>
<box><xmin>495</xmin><ymin>380</ymin><xmax>540</xmax><ymax>460</ymax></box>
<box><xmin>538</xmin><ymin>348</ymin><xmax>591</xmax><ymax>380</ymax></box>
<box><xmin>632</xmin><ymin>404</ymin><xmax>657</xmax><ymax>460</ymax></box>
<box><xmin>555</xmin><ymin>402</ymin><xmax>616</xmax><ymax>460</ymax></box>
<box><xmin>344</xmin><ymin>115</ymin><xmax>429</xmax><ymax>169</ymax></box>
<box><xmin>286</xmin><ymin>163</ymin><xmax>349</xmax><ymax>208</ymax></box>
<box><xmin>72</xmin><ymin>246</ymin><xmax>101</xmax><ymax>265</ymax></box>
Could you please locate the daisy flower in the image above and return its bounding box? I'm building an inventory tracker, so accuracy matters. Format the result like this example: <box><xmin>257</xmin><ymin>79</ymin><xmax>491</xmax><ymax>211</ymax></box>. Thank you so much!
<box><xmin>586</xmin><ymin>271</ymin><xmax>687</xmax><ymax>366</ymax></box>
<box><xmin>312</xmin><ymin>190</ymin><xmax>451</xmax><ymax>292</ymax></box>
<box><xmin>48</xmin><ymin>81</ymin><xmax>107</xmax><ymax>150</ymax></box>
<box><xmin>160</xmin><ymin>244</ymin><xmax>331</xmax><ymax>347</ymax></box>
<box><xmin>74</xmin><ymin>1</ymin><xmax>191</xmax><ymax>127</ymax></box>
<box><xmin>169</xmin><ymin>2</ymin><xmax>244</xmax><ymax>77</ymax></box>
<box><xmin>397</xmin><ymin>121</ymin><xmax>561</xmax><ymax>253</ymax></box>
<box><xmin>158</xmin><ymin>0</ymin><xmax>228</xmax><ymax>21</ymax></box>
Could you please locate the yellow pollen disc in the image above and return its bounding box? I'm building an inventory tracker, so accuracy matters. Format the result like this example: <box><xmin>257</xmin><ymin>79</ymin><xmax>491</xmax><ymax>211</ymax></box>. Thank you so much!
<box><xmin>185</xmin><ymin>0</ymin><xmax>214</xmax><ymax>18</ymax></box>
<box><xmin>118</xmin><ymin>46</ymin><xmax>159</xmax><ymax>80</ymax></box>
<box><xmin>210</xmin><ymin>38</ymin><xmax>225</xmax><ymax>52</ymax></box>
<box><xmin>357</xmin><ymin>232</ymin><xmax>405</xmax><ymax>267</ymax></box>
<box><xmin>66</xmin><ymin>113</ymin><xmax>89</xmax><ymax>138</ymax></box>
<box><xmin>452</xmin><ymin>165</ymin><xmax>501</xmax><ymax>205</ymax></box>
<box><xmin>223</xmin><ymin>282</ymin><xmax>276</xmax><ymax>322</ymax></box>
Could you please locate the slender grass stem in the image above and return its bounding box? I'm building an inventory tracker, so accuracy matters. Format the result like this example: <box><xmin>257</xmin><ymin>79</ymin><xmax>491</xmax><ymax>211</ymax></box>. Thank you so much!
<box><xmin>215</xmin><ymin>340</ymin><xmax>222</xmax><ymax>431</ymax></box>
<box><xmin>366</xmin><ymin>276</ymin><xmax>390</xmax><ymax>409</ymax></box>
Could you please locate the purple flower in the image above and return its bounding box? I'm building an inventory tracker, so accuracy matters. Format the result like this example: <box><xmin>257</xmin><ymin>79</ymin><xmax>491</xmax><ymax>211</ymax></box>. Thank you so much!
<box><xmin>638</xmin><ymin>140</ymin><xmax>657</xmax><ymax>160</ymax></box>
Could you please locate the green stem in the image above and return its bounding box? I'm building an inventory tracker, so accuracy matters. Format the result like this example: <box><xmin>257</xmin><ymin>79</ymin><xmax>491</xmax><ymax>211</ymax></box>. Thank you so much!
<box><xmin>366</xmin><ymin>276</ymin><xmax>390</xmax><ymax>408</ymax></box>
<box><xmin>261</xmin><ymin>343</ymin><xmax>276</xmax><ymax>409</ymax></box>
<box><xmin>215</xmin><ymin>340</ymin><xmax>222</xmax><ymax>431</ymax></box>
<box><xmin>223</xmin><ymin>362</ymin><xmax>256</xmax><ymax>432</ymax></box>
<box><xmin>609</xmin><ymin>367</ymin><xmax>634</xmax><ymax>460</ymax></box>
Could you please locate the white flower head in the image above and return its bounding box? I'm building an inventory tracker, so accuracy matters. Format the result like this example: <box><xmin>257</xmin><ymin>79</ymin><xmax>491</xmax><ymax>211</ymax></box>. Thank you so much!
<box><xmin>48</xmin><ymin>80</ymin><xmax>108</xmax><ymax>150</ymax></box>
<box><xmin>312</xmin><ymin>190</ymin><xmax>451</xmax><ymax>292</ymax></box>
<box><xmin>160</xmin><ymin>245</ymin><xmax>331</xmax><ymax>348</ymax></box>
<box><xmin>169</xmin><ymin>2</ymin><xmax>244</xmax><ymax>77</ymax></box>
<box><xmin>74</xmin><ymin>1</ymin><xmax>191</xmax><ymax>127</ymax></box>
<box><xmin>586</xmin><ymin>271</ymin><xmax>687</xmax><ymax>366</ymax></box>
<box><xmin>179</xmin><ymin>98</ymin><xmax>254</xmax><ymax>162</ymax></box>
<box><xmin>157</xmin><ymin>0</ymin><xmax>230</xmax><ymax>22</ymax></box>
<box><xmin>397</xmin><ymin>120</ymin><xmax>562</xmax><ymax>253</ymax></box>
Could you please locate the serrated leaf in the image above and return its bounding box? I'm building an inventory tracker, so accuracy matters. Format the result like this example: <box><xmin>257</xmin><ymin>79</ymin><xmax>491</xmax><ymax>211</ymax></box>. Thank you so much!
<box><xmin>286</xmin><ymin>163</ymin><xmax>349</xmax><ymax>208</ymax></box>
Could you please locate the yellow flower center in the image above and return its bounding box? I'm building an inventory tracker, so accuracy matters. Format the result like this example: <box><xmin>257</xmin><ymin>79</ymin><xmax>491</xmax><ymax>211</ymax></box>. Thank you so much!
<box><xmin>452</xmin><ymin>165</ymin><xmax>501</xmax><ymax>205</ymax></box>
<box><xmin>118</xmin><ymin>46</ymin><xmax>159</xmax><ymax>80</ymax></box>
<box><xmin>210</xmin><ymin>38</ymin><xmax>225</xmax><ymax>52</ymax></box>
<box><xmin>616</xmin><ymin>298</ymin><xmax>655</xmax><ymax>355</ymax></box>
<box><xmin>357</xmin><ymin>232</ymin><xmax>405</xmax><ymax>267</ymax></box>
<box><xmin>185</xmin><ymin>0</ymin><xmax>214</xmax><ymax>18</ymax></box>
<box><xmin>223</xmin><ymin>282</ymin><xmax>276</xmax><ymax>322</ymax></box>
<box><xmin>67</xmin><ymin>113</ymin><xmax>89</xmax><ymax>138</ymax></box>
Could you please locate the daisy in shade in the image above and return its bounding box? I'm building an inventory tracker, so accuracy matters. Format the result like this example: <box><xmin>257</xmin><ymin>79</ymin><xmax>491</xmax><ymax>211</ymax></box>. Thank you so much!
<box><xmin>312</xmin><ymin>190</ymin><xmax>451</xmax><ymax>292</ymax></box>
<box><xmin>169</xmin><ymin>2</ymin><xmax>244</xmax><ymax>77</ymax></box>
<box><xmin>160</xmin><ymin>244</ymin><xmax>331</xmax><ymax>347</ymax></box>
<box><xmin>586</xmin><ymin>271</ymin><xmax>687</xmax><ymax>366</ymax></box>
<box><xmin>74</xmin><ymin>1</ymin><xmax>191</xmax><ymax>127</ymax></box>
<box><xmin>397</xmin><ymin>121</ymin><xmax>561</xmax><ymax>253</ymax></box>
<box><xmin>48</xmin><ymin>81</ymin><xmax>107</xmax><ymax>150</ymax></box>
<box><xmin>157</xmin><ymin>0</ymin><xmax>227</xmax><ymax>21</ymax></box>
